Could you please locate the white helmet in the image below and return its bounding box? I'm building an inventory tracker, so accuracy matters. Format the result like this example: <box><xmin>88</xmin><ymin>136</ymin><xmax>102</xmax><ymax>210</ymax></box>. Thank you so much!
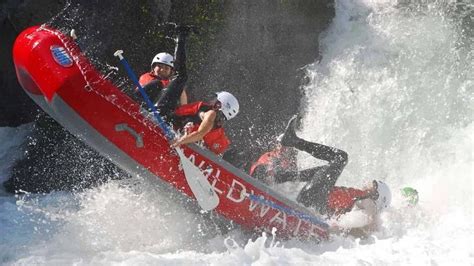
<box><xmin>374</xmin><ymin>180</ymin><xmax>392</xmax><ymax>212</ymax></box>
<box><xmin>151</xmin><ymin>52</ymin><xmax>174</xmax><ymax>68</ymax></box>
<box><xmin>216</xmin><ymin>91</ymin><xmax>239</xmax><ymax>120</ymax></box>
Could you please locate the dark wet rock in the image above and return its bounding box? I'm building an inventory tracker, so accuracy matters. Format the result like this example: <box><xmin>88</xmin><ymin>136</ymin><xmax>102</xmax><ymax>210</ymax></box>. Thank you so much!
<box><xmin>187</xmin><ymin>0</ymin><xmax>335</xmax><ymax>161</ymax></box>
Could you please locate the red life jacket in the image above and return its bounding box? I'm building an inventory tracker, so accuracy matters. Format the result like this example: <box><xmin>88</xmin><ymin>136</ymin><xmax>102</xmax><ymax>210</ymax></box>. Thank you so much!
<box><xmin>327</xmin><ymin>186</ymin><xmax>372</xmax><ymax>215</ymax></box>
<box><xmin>138</xmin><ymin>72</ymin><xmax>170</xmax><ymax>88</ymax></box>
<box><xmin>174</xmin><ymin>102</ymin><xmax>230</xmax><ymax>155</ymax></box>
<box><xmin>249</xmin><ymin>146</ymin><xmax>297</xmax><ymax>176</ymax></box>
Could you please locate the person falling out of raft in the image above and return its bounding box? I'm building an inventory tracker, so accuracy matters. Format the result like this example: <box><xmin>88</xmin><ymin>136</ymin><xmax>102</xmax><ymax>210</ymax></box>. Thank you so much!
<box><xmin>249</xmin><ymin>115</ymin><xmax>392</xmax><ymax>233</ymax></box>
<box><xmin>152</xmin><ymin>25</ymin><xmax>240</xmax><ymax>156</ymax></box>
<box><xmin>137</xmin><ymin>25</ymin><xmax>190</xmax><ymax>106</ymax></box>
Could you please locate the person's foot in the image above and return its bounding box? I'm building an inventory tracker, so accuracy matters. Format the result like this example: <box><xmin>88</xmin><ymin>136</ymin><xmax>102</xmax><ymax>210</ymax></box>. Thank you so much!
<box><xmin>279</xmin><ymin>115</ymin><xmax>299</xmax><ymax>147</ymax></box>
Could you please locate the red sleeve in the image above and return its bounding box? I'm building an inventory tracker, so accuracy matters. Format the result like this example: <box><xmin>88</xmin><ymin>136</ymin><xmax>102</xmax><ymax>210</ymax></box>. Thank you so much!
<box><xmin>327</xmin><ymin>187</ymin><xmax>371</xmax><ymax>214</ymax></box>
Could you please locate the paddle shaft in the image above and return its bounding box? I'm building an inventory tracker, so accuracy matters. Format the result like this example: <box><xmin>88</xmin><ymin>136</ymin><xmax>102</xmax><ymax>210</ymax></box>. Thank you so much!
<box><xmin>114</xmin><ymin>50</ymin><xmax>173</xmax><ymax>140</ymax></box>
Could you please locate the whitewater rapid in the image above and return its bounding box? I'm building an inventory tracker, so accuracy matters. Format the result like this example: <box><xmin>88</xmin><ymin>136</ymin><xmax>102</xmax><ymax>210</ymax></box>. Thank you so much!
<box><xmin>1</xmin><ymin>0</ymin><xmax>473</xmax><ymax>265</ymax></box>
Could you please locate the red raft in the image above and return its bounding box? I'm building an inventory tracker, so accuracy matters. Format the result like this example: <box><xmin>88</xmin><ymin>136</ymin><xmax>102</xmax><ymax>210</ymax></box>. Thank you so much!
<box><xmin>13</xmin><ymin>25</ymin><xmax>329</xmax><ymax>240</ymax></box>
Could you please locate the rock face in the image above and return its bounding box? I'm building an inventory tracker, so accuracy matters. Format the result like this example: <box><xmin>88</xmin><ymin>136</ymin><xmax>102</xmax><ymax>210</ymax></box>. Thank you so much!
<box><xmin>1</xmin><ymin>0</ymin><xmax>334</xmax><ymax>192</ymax></box>
<box><xmin>0</xmin><ymin>1</ymin><xmax>41</xmax><ymax>127</ymax></box>
<box><xmin>190</xmin><ymin>0</ymin><xmax>334</xmax><ymax>166</ymax></box>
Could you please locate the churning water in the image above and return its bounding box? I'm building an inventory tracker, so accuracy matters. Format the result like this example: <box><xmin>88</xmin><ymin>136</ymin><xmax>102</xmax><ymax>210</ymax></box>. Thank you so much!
<box><xmin>1</xmin><ymin>0</ymin><xmax>472</xmax><ymax>264</ymax></box>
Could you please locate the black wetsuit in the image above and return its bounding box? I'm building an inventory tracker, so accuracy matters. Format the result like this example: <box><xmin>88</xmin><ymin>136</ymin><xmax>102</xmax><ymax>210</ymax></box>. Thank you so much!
<box><xmin>141</xmin><ymin>78</ymin><xmax>166</xmax><ymax>103</ymax></box>
<box><xmin>252</xmin><ymin>135</ymin><xmax>348</xmax><ymax>215</ymax></box>
<box><xmin>290</xmin><ymin>137</ymin><xmax>348</xmax><ymax>214</ymax></box>
<box><xmin>156</xmin><ymin>30</ymin><xmax>188</xmax><ymax>123</ymax></box>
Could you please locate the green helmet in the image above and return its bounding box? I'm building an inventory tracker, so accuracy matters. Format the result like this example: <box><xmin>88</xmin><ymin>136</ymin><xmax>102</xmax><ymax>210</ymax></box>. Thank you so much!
<box><xmin>401</xmin><ymin>187</ymin><xmax>419</xmax><ymax>206</ymax></box>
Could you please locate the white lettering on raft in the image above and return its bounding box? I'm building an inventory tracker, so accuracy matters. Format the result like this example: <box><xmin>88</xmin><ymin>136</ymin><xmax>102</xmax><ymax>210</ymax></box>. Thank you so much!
<box><xmin>249</xmin><ymin>198</ymin><xmax>272</xmax><ymax>217</ymax></box>
<box><xmin>269</xmin><ymin>211</ymin><xmax>287</xmax><ymax>230</ymax></box>
<box><xmin>186</xmin><ymin>152</ymin><xmax>325</xmax><ymax>238</ymax></box>
<box><xmin>226</xmin><ymin>179</ymin><xmax>246</xmax><ymax>203</ymax></box>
